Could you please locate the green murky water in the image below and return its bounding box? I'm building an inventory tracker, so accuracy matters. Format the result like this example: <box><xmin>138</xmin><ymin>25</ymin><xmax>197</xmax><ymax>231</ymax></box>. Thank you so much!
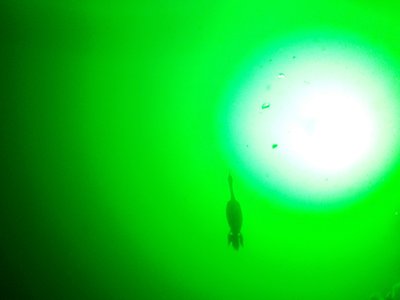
<box><xmin>3</xmin><ymin>1</ymin><xmax>400</xmax><ymax>299</ymax></box>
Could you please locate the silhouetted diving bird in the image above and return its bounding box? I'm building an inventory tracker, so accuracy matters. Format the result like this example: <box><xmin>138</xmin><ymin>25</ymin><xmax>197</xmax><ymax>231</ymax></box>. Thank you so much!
<box><xmin>226</xmin><ymin>174</ymin><xmax>243</xmax><ymax>250</ymax></box>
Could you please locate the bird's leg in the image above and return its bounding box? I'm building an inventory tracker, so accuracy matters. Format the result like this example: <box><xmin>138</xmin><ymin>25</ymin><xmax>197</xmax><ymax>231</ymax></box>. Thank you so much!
<box><xmin>228</xmin><ymin>233</ymin><xmax>232</xmax><ymax>246</ymax></box>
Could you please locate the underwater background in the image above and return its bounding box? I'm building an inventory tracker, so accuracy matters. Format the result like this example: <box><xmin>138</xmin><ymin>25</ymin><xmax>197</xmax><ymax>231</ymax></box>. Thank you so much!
<box><xmin>2</xmin><ymin>1</ymin><xmax>400</xmax><ymax>299</ymax></box>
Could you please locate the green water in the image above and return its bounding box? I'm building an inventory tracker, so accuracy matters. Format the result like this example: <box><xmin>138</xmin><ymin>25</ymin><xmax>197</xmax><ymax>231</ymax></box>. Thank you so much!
<box><xmin>3</xmin><ymin>1</ymin><xmax>400</xmax><ymax>299</ymax></box>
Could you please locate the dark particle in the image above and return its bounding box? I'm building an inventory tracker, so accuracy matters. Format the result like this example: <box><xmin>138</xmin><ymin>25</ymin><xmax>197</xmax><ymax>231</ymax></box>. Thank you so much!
<box><xmin>277</xmin><ymin>73</ymin><xmax>286</xmax><ymax>79</ymax></box>
<box><xmin>262</xmin><ymin>103</ymin><xmax>270</xmax><ymax>109</ymax></box>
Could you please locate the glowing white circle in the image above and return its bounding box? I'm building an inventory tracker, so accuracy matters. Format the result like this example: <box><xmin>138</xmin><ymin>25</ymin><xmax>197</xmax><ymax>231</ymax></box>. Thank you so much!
<box><xmin>221</xmin><ymin>39</ymin><xmax>400</xmax><ymax>205</ymax></box>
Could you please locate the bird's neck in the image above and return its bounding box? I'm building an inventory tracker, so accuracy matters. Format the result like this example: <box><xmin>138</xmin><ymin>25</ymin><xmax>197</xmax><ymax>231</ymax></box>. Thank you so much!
<box><xmin>229</xmin><ymin>180</ymin><xmax>235</xmax><ymax>200</ymax></box>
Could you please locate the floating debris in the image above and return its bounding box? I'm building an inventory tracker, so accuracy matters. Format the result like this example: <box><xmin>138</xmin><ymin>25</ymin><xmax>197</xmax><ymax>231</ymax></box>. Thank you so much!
<box><xmin>292</xmin><ymin>55</ymin><xmax>296</xmax><ymax>59</ymax></box>
<box><xmin>277</xmin><ymin>72</ymin><xmax>286</xmax><ymax>79</ymax></box>
<box><xmin>272</xmin><ymin>144</ymin><xmax>278</xmax><ymax>149</ymax></box>
<box><xmin>261</xmin><ymin>102</ymin><xmax>270</xmax><ymax>109</ymax></box>
<box><xmin>266</xmin><ymin>84</ymin><xmax>271</xmax><ymax>90</ymax></box>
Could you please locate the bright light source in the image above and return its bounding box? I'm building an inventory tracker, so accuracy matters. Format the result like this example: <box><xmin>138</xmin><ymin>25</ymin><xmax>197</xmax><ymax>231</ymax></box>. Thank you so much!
<box><xmin>219</xmin><ymin>36</ymin><xmax>400</xmax><ymax>208</ymax></box>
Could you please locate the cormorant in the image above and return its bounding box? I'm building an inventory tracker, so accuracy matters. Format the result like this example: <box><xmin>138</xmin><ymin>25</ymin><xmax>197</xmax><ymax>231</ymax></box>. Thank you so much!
<box><xmin>226</xmin><ymin>174</ymin><xmax>243</xmax><ymax>250</ymax></box>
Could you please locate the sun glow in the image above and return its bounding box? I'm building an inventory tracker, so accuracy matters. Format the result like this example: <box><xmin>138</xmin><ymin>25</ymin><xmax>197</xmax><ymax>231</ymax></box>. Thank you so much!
<box><xmin>220</xmin><ymin>36</ymin><xmax>400</xmax><ymax>207</ymax></box>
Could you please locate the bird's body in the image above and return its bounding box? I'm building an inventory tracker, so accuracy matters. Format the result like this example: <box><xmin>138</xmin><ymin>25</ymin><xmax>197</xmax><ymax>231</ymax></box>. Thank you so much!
<box><xmin>226</xmin><ymin>174</ymin><xmax>243</xmax><ymax>250</ymax></box>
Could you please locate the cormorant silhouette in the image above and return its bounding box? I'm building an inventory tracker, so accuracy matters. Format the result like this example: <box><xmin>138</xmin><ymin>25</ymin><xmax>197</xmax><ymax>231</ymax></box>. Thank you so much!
<box><xmin>226</xmin><ymin>174</ymin><xmax>243</xmax><ymax>250</ymax></box>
